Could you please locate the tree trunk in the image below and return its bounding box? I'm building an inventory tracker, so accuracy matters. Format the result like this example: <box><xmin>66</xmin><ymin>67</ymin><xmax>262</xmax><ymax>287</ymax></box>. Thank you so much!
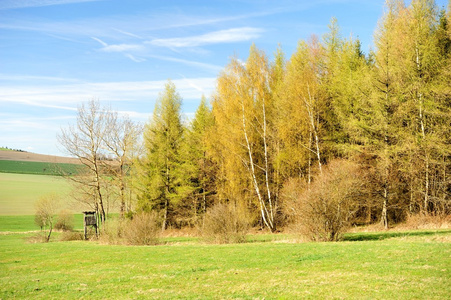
<box><xmin>162</xmin><ymin>198</ymin><xmax>168</xmax><ymax>231</ymax></box>
<box><xmin>240</xmin><ymin>97</ymin><xmax>274</xmax><ymax>232</ymax></box>
<box><xmin>381</xmin><ymin>185</ymin><xmax>388</xmax><ymax>229</ymax></box>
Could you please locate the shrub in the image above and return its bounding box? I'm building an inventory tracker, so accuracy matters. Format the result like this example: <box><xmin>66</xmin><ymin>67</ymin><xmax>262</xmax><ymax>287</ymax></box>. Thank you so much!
<box><xmin>27</xmin><ymin>233</ymin><xmax>49</xmax><ymax>243</ymax></box>
<box><xmin>283</xmin><ymin>159</ymin><xmax>363</xmax><ymax>242</ymax></box>
<box><xmin>401</xmin><ymin>213</ymin><xmax>451</xmax><ymax>230</ymax></box>
<box><xmin>201</xmin><ymin>203</ymin><xmax>249</xmax><ymax>244</ymax></box>
<box><xmin>99</xmin><ymin>217</ymin><xmax>123</xmax><ymax>244</ymax></box>
<box><xmin>54</xmin><ymin>210</ymin><xmax>74</xmax><ymax>231</ymax></box>
<box><xmin>123</xmin><ymin>212</ymin><xmax>161</xmax><ymax>245</ymax></box>
<box><xmin>59</xmin><ymin>231</ymin><xmax>84</xmax><ymax>241</ymax></box>
<box><xmin>34</xmin><ymin>193</ymin><xmax>60</xmax><ymax>242</ymax></box>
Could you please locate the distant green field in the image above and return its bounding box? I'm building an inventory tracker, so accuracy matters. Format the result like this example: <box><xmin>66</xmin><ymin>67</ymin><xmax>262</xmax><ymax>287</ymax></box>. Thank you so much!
<box><xmin>0</xmin><ymin>173</ymin><xmax>73</xmax><ymax>215</ymax></box>
<box><xmin>0</xmin><ymin>160</ymin><xmax>81</xmax><ymax>176</ymax></box>
<box><xmin>0</xmin><ymin>230</ymin><xmax>450</xmax><ymax>299</ymax></box>
<box><xmin>0</xmin><ymin>214</ymin><xmax>84</xmax><ymax>232</ymax></box>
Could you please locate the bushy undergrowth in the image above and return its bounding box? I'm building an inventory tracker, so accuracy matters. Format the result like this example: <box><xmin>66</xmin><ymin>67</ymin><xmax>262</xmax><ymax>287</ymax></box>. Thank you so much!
<box><xmin>54</xmin><ymin>209</ymin><xmax>74</xmax><ymax>231</ymax></box>
<box><xmin>124</xmin><ymin>212</ymin><xmax>161</xmax><ymax>245</ymax></box>
<box><xmin>400</xmin><ymin>214</ymin><xmax>451</xmax><ymax>230</ymax></box>
<box><xmin>283</xmin><ymin>159</ymin><xmax>364</xmax><ymax>241</ymax></box>
<box><xmin>100</xmin><ymin>212</ymin><xmax>161</xmax><ymax>245</ymax></box>
<box><xmin>200</xmin><ymin>203</ymin><xmax>249</xmax><ymax>244</ymax></box>
<box><xmin>59</xmin><ymin>231</ymin><xmax>84</xmax><ymax>241</ymax></box>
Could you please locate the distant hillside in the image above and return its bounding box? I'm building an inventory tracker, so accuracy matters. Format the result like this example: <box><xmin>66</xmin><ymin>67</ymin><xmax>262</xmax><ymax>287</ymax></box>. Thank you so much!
<box><xmin>0</xmin><ymin>150</ymin><xmax>79</xmax><ymax>164</ymax></box>
<box><xmin>0</xmin><ymin>150</ymin><xmax>81</xmax><ymax>175</ymax></box>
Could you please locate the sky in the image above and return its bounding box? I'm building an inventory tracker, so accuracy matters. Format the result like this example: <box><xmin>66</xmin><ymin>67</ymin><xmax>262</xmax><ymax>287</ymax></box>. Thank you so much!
<box><xmin>0</xmin><ymin>0</ymin><xmax>448</xmax><ymax>156</ymax></box>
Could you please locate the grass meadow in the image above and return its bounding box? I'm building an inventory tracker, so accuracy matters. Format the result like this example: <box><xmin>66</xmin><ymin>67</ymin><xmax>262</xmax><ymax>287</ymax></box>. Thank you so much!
<box><xmin>0</xmin><ymin>160</ymin><xmax>80</xmax><ymax>176</ymax></box>
<box><xmin>0</xmin><ymin>173</ymin><xmax>72</xmax><ymax>215</ymax></box>
<box><xmin>0</xmin><ymin>229</ymin><xmax>450</xmax><ymax>299</ymax></box>
<box><xmin>0</xmin><ymin>158</ymin><xmax>450</xmax><ymax>299</ymax></box>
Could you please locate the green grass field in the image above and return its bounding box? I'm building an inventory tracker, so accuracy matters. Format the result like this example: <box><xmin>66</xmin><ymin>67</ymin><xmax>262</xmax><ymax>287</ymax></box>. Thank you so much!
<box><xmin>0</xmin><ymin>214</ymin><xmax>85</xmax><ymax>232</ymax></box>
<box><xmin>0</xmin><ymin>173</ymin><xmax>72</xmax><ymax>215</ymax></box>
<box><xmin>0</xmin><ymin>230</ymin><xmax>449</xmax><ymax>299</ymax></box>
<box><xmin>0</xmin><ymin>160</ymin><xmax>81</xmax><ymax>176</ymax></box>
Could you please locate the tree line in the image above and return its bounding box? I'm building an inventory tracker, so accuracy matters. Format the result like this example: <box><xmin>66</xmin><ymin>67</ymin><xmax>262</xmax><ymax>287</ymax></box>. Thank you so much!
<box><xmin>59</xmin><ymin>0</ymin><xmax>451</xmax><ymax>237</ymax></box>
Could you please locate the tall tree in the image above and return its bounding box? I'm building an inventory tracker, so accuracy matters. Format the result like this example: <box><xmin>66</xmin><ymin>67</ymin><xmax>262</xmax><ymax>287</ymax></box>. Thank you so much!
<box><xmin>212</xmin><ymin>45</ymin><xmax>280</xmax><ymax>231</ymax></box>
<box><xmin>370</xmin><ymin>0</ymin><xmax>406</xmax><ymax>228</ymax></box>
<box><xmin>58</xmin><ymin>100</ymin><xmax>109</xmax><ymax>224</ymax></box>
<box><xmin>137</xmin><ymin>81</ymin><xmax>184</xmax><ymax>230</ymax></box>
<box><xmin>282</xmin><ymin>36</ymin><xmax>327</xmax><ymax>184</ymax></box>
<box><xmin>183</xmin><ymin>96</ymin><xmax>217</xmax><ymax>222</ymax></box>
<box><xmin>103</xmin><ymin>113</ymin><xmax>142</xmax><ymax>218</ymax></box>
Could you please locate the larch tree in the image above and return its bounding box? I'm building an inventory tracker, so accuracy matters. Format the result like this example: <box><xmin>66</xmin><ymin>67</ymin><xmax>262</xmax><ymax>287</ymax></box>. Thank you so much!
<box><xmin>370</xmin><ymin>0</ymin><xmax>406</xmax><ymax>228</ymax></box>
<box><xmin>183</xmin><ymin>95</ymin><xmax>217</xmax><ymax>222</ymax></box>
<box><xmin>137</xmin><ymin>81</ymin><xmax>184</xmax><ymax>230</ymax></box>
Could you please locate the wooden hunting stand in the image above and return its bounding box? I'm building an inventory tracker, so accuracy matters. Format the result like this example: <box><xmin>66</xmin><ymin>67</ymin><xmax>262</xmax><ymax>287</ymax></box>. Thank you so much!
<box><xmin>83</xmin><ymin>211</ymin><xmax>98</xmax><ymax>240</ymax></box>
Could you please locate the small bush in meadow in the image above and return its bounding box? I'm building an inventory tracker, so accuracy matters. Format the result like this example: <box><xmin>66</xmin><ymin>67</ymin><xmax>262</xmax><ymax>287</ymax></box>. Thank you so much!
<box><xmin>124</xmin><ymin>212</ymin><xmax>161</xmax><ymax>245</ymax></box>
<box><xmin>99</xmin><ymin>217</ymin><xmax>124</xmax><ymax>244</ymax></box>
<box><xmin>54</xmin><ymin>209</ymin><xmax>74</xmax><ymax>231</ymax></box>
<box><xmin>59</xmin><ymin>231</ymin><xmax>84</xmax><ymax>241</ymax></box>
<box><xmin>34</xmin><ymin>193</ymin><xmax>60</xmax><ymax>242</ymax></box>
<box><xmin>283</xmin><ymin>159</ymin><xmax>364</xmax><ymax>242</ymax></box>
<box><xmin>201</xmin><ymin>203</ymin><xmax>249</xmax><ymax>244</ymax></box>
<box><xmin>27</xmin><ymin>233</ymin><xmax>49</xmax><ymax>243</ymax></box>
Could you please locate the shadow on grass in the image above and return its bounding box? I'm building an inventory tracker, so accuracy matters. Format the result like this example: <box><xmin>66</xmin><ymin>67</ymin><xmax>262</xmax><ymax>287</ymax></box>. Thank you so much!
<box><xmin>343</xmin><ymin>229</ymin><xmax>451</xmax><ymax>241</ymax></box>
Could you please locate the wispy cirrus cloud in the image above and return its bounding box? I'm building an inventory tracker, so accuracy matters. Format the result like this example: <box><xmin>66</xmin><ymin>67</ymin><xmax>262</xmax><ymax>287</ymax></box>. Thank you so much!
<box><xmin>147</xmin><ymin>27</ymin><xmax>264</xmax><ymax>48</ymax></box>
<box><xmin>0</xmin><ymin>0</ymin><xmax>102</xmax><ymax>10</ymax></box>
<box><xmin>100</xmin><ymin>43</ymin><xmax>144</xmax><ymax>53</ymax></box>
<box><xmin>0</xmin><ymin>77</ymin><xmax>217</xmax><ymax>110</ymax></box>
<box><xmin>92</xmin><ymin>36</ymin><xmax>144</xmax><ymax>52</ymax></box>
<box><xmin>91</xmin><ymin>37</ymin><xmax>145</xmax><ymax>62</ymax></box>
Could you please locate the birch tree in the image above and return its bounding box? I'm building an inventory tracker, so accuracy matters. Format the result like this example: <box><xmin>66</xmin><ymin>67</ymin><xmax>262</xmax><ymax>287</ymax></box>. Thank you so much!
<box><xmin>212</xmin><ymin>45</ymin><xmax>280</xmax><ymax>231</ymax></box>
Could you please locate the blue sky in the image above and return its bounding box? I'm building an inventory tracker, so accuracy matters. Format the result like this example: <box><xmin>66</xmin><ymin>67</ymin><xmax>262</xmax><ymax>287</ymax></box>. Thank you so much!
<box><xmin>0</xmin><ymin>0</ymin><xmax>448</xmax><ymax>156</ymax></box>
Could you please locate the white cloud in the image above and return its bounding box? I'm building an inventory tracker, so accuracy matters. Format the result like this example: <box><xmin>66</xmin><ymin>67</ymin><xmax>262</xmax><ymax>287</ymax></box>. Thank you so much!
<box><xmin>146</xmin><ymin>55</ymin><xmax>223</xmax><ymax>73</ymax></box>
<box><xmin>91</xmin><ymin>37</ymin><xmax>108</xmax><ymax>47</ymax></box>
<box><xmin>0</xmin><ymin>74</ymin><xmax>81</xmax><ymax>82</ymax></box>
<box><xmin>124</xmin><ymin>54</ymin><xmax>146</xmax><ymax>63</ymax></box>
<box><xmin>0</xmin><ymin>77</ymin><xmax>217</xmax><ymax>108</ymax></box>
<box><xmin>100</xmin><ymin>44</ymin><xmax>144</xmax><ymax>53</ymax></box>
<box><xmin>148</xmin><ymin>27</ymin><xmax>264</xmax><ymax>48</ymax></box>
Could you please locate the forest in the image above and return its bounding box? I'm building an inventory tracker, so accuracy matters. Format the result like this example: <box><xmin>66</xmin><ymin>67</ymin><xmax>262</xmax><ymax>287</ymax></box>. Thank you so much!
<box><xmin>58</xmin><ymin>0</ymin><xmax>451</xmax><ymax>241</ymax></box>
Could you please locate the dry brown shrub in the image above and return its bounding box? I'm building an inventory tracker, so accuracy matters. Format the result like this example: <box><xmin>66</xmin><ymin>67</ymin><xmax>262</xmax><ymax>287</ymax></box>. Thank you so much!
<box><xmin>399</xmin><ymin>214</ymin><xmax>451</xmax><ymax>230</ymax></box>
<box><xmin>200</xmin><ymin>203</ymin><xmax>249</xmax><ymax>244</ymax></box>
<box><xmin>98</xmin><ymin>217</ymin><xmax>123</xmax><ymax>244</ymax></box>
<box><xmin>59</xmin><ymin>231</ymin><xmax>84</xmax><ymax>241</ymax></box>
<box><xmin>54</xmin><ymin>209</ymin><xmax>74</xmax><ymax>231</ymax></box>
<box><xmin>27</xmin><ymin>233</ymin><xmax>49</xmax><ymax>243</ymax></box>
<box><xmin>123</xmin><ymin>212</ymin><xmax>161</xmax><ymax>245</ymax></box>
<box><xmin>283</xmin><ymin>159</ymin><xmax>364</xmax><ymax>241</ymax></box>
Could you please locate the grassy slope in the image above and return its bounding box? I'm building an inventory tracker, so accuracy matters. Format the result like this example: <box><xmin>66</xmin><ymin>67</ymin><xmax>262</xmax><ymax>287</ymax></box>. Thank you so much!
<box><xmin>0</xmin><ymin>173</ymin><xmax>72</xmax><ymax>215</ymax></box>
<box><xmin>0</xmin><ymin>231</ymin><xmax>450</xmax><ymax>299</ymax></box>
<box><xmin>0</xmin><ymin>160</ymin><xmax>80</xmax><ymax>176</ymax></box>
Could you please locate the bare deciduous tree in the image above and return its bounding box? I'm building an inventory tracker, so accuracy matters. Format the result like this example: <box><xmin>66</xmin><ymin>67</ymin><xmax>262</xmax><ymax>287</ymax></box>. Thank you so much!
<box><xmin>59</xmin><ymin>100</ymin><xmax>109</xmax><ymax>223</ymax></box>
